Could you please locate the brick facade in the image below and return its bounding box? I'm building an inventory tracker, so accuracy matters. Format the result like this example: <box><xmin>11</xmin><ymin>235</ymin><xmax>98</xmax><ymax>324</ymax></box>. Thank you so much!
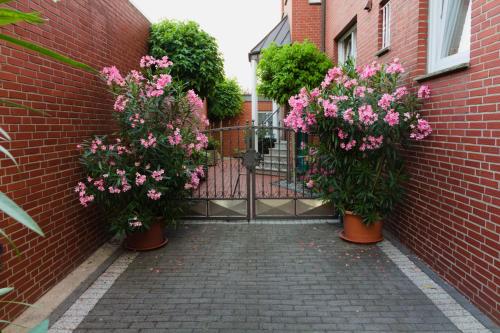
<box><xmin>283</xmin><ymin>0</ymin><xmax>322</xmax><ymax>48</ymax></box>
<box><xmin>0</xmin><ymin>0</ymin><xmax>149</xmax><ymax>323</ymax></box>
<box><xmin>322</xmin><ymin>0</ymin><xmax>499</xmax><ymax>323</ymax></box>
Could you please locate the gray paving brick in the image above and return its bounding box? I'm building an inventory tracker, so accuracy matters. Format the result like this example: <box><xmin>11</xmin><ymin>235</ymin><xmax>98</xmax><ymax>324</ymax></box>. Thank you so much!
<box><xmin>73</xmin><ymin>224</ymin><xmax>463</xmax><ymax>332</ymax></box>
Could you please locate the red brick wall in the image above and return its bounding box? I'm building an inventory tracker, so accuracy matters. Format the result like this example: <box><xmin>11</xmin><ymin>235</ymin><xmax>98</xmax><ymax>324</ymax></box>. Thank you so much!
<box><xmin>0</xmin><ymin>0</ymin><xmax>149</xmax><ymax>323</ymax></box>
<box><xmin>325</xmin><ymin>0</ymin><xmax>499</xmax><ymax>323</ymax></box>
<box><xmin>288</xmin><ymin>0</ymin><xmax>322</xmax><ymax>48</ymax></box>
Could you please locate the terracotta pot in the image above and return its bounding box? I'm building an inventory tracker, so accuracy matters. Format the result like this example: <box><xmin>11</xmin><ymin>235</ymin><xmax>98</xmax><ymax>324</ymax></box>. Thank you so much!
<box><xmin>339</xmin><ymin>211</ymin><xmax>383</xmax><ymax>244</ymax></box>
<box><xmin>125</xmin><ymin>221</ymin><xmax>168</xmax><ymax>251</ymax></box>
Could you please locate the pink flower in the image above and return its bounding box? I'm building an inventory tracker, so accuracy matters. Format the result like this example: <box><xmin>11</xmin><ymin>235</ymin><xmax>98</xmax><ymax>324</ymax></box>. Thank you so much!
<box><xmin>195</xmin><ymin>132</ymin><xmax>208</xmax><ymax>151</ymax></box>
<box><xmin>152</xmin><ymin>169</ymin><xmax>164</xmax><ymax>181</ymax></box>
<box><xmin>93</xmin><ymin>179</ymin><xmax>105</xmax><ymax>191</ymax></box>
<box><xmin>147</xmin><ymin>189</ymin><xmax>162</xmax><ymax>200</ymax></box>
<box><xmin>168</xmin><ymin>128</ymin><xmax>182</xmax><ymax>145</ymax></box>
<box><xmin>418</xmin><ymin>85</ymin><xmax>431</xmax><ymax>99</ymax></box>
<box><xmin>322</xmin><ymin>99</ymin><xmax>338</xmax><ymax>118</ymax></box>
<box><xmin>155</xmin><ymin>74</ymin><xmax>172</xmax><ymax>90</ymax></box>
<box><xmin>129</xmin><ymin>113</ymin><xmax>145</xmax><ymax>128</ymax></box>
<box><xmin>101</xmin><ymin>66</ymin><xmax>125</xmax><ymax>86</ymax></box>
<box><xmin>140</xmin><ymin>133</ymin><xmax>157</xmax><ymax>148</ymax></box>
<box><xmin>187</xmin><ymin>90</ymin><xmax>203</xmax><ymax>110</ymax></box>
<box><xmin>108</xmin><ymin>186</ymin><xmax>121</xmax><ymax>194</ymax></box>
<box><xmin>358</xmin><ymin>104</ymin><xmax>377</xmax><ymax>126</ymax></box>
<box><xmin>184</xmin><ymin>171</ymin><xmax>201</xmax><ymax>190</ymax></box>
<box><xmin>378</xmin><ymin>93</ymin><xmax>394</xmax><ymax>110</ymax></box>
<box><xmin>393</xmin><ymin>86</ymin><xmax>408</xmax><ymax>100</ymax></box>
<box><xmin>384</xmin><ymin>110</ymin><xmax>400</xmax><ymax>126</ymax></box>
<box><xmin>116</xmin><ymin>169</ymin><xmax>126</xmax><ymax>176</ymax></box>
<box><xmin>343</xmin><ymin>108</ymin><xmax>354</xmax><ymax>124</ymax></box>
<box><xmin>79</xmin><ymin>194</ymin><xmax>94</xmax><ymax>207</ymax></box>
<box><xmin>355</xmin><ymin>86</ymin><xmax>367</xmax><ymax>97</ymax></box>
<box><xmin>340</xmin><ymin>139</ymin><xmax>357</xmax><ymax>151</ymax></box>
<box><xmin>357</xmin><ymin>62</ymin><xmax>381</xmax><ymax>79</ymax></box>
<box><xmin>386</xmin><ymin>58</ymin><xmax>405</xmax><ymax>74</ymax></box>
<box><xmin>157</xmin><ymin>56</ymin><xmax>173</xmax><ymax>68</ymax></box>
<box><xmin>135</xmin><ymin>173</ymin><xmax>147</xmax><ymax>186</ymax></box>
<box><xmin>337</xmin><ymin>128</ymin><xmax>348</xmax><ymax>139</ymax></box>
<box><xmin>410</xmin><ymin>119</ymin><xmax>432</xmax><ymax>140</ymax></box>
<box><xmin>306</xmin><ymin>179</ymin><xmax>315</xmax><ymax>189</ymax></box>
<box><xmin>126</xmin><ymin>70</ymin><xmax>144</xmax><ymax>83</ymax></box>
<box><xmin>359</xmin><ymin>135</ymin><xmax>384</xmax><ymax>151</ymax></box>
<box><xmin>140</xmin><ymin>55</ymin><xmax>157</xmax><ymax>68</ymax></box>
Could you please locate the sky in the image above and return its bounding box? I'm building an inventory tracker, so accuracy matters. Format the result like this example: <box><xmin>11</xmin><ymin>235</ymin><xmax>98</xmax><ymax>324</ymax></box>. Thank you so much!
<box><xmin>129</xmin><ymin>0</ymin><xmax>282</xmax><ymax>92</ymax></box>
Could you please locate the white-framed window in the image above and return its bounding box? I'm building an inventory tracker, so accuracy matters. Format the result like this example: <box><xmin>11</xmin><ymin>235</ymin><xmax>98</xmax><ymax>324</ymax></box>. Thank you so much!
<box><xmin>337</xmin><ymin>25</ymin><xmax>357</xmax><ymax>64</ymax></box>
<box><xmin>381</xmin><ymin>1</ymin><xmax>391</xmax><ymax>49</ymax></box>
<box><xmin>428</xmin><ymin>0</ymin><xmax>471</xmax><ymax>73</ymax></box>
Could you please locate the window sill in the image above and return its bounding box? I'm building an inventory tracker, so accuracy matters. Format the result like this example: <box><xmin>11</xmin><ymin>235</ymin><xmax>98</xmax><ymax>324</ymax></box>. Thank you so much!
<box><xmin>375</xmin><ymin>46</ymin><xmax>390</xmax><ymax>57</ymax></box>
<box><xmin>415</xmin><ymin>62</ymin><xmax>470</xmax><ymax>82</ymax></box>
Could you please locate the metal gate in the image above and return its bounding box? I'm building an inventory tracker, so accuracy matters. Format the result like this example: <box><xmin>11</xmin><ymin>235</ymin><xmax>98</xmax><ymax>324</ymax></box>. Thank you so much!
<box><xmin>185</xmin><ymin>123</ymin><xmax>334</xmax><ymax>220</ymax></box>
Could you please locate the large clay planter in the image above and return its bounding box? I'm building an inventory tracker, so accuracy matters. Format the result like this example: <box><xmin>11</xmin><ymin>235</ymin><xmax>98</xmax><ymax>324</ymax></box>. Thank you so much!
<box><xmin>339</xmin><ymin>211</ymin><xmax>383</xmax><ymax>244</ymax></box>
<box><xmin>125</xmin><ymin>221</ymin><xmax>168</xmax><ymax>251</ymax></box>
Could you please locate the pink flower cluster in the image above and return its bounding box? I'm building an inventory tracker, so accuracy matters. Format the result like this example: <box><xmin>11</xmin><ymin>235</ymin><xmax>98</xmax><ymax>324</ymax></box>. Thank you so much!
<box><xmin>384</xmin><ymin>110</ymin><xmax>400</xmax><ymax>126</ymax></box>
<box><xmin>359</xmin><ymin>135</ymin><xmax>384</xmax><ymax>151</ymax></box>
<box><xmin>418</xmin><ymin>85</ymin><xmax>431</xmax><ymax>99</ymax></box>
<box><xmin>184</xmin><ymin>166</ymin><xmax>204</xmax><ymax>190</ymax></box>
<box><xmin>168</xmin><ymin>128</ymin><xmax>182</xmax><ymax>146</ymax></box>
<box><xmin>321</xmin><ymin>67</ymin><xmax>343</xmax><ymax>89</ymax></box>
<box><xmin>140</xmin><ymin>55</ymin><xmax>173</xmax><ymax>69</ymax></box>
<box><xmin>75</xmin><ymin>182</ymin><xmax>94</xmax><ymax>207</ymax></box>
<box><xmin>378</xmin><ymin>93</ymin><xmax>394</xmax><ymax>110</ymax></box>
<box><xmin>322</xmin><ymin>99</ymin><xmax>338</xmax><ymax>118</ymax></box>
<box><xmin>152</xmin><ymin>169</ymin><xmax>164</xmax><ymax>182</ymax></box>
<box><xmin>393</xmin><ymin>87</ymin><xmax>408</xmax><ymax>100</ymax></box>
<box><xmin>410</xmin><ymin>119</ymin><xmax>432</xmax><ymax>140</ymax></box>
<box><xmin>358</xmin><ymin>104</ymin><xmax>377</xmax><ymax>126</ymax></box>
<box><xmin>386</xmin><ymin>58</ymin><xmax>405</xmax><ymax>74</ymax></box>
<box><xmin>147</xmin><ymin>189</ymin><xmax>162</xmax><ymax>200</ymax></box>
<box><xmin>187</xmin><ymin>89</ymin><xmax>204</xmax><ymax>110</ymax></box>
<box><xmin>135</xmin><ymin>172</ymin><xmax>147</xmax><ymax>186</ymax></box>
<box><xmin>114</xmin><ymin>95</ymin><xmax>128</xmax><ymax>112</ymax></box>
<box><xmin>343</xmin><ymin>108</ymin><xmax>354</xmax><ymax>124</ymax></box>
<box><xmin>140</xmin><ymin>133</ymin><xmax>157</xmax><ymax>148</ymax></box>
<box><xmin>129</xmin><ymin>113</ymin><xmax>145</xmax><ymax>128</ymax></box>
<box><xmin>357</xmin><ymin>62</ymin><xmax>381</xmax><ymax>79</ymax></box>
<box><xmin>101</xmin><ymin>66</ymin><xmax>125</xmax><ymax>86</ymax></box>
<box><xmin>340</xmin><ymin>139</ymin><xmax>357</xmax><ymax>151</ymax></box>
<box><xmin>195</xmin><ymin>132</ymin><xmax>208</xmax><ymax>151</ymax></box>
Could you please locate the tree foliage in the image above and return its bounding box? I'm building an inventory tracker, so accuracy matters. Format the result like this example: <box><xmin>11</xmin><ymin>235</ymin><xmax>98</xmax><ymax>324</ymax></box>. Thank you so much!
<box><xmin>207</xmin><ymin>77</ymin><xmax>244</xmax><ymax>120</ymax></box>
<box><xmin>257</xmin><ymin>41</ymin><xmax>332</xmax><ymax>105</ymax></box>
<box><xmin>149</xmin><ymin>20</ymin><xmax>224</xmax><ymax>99</ymax></box>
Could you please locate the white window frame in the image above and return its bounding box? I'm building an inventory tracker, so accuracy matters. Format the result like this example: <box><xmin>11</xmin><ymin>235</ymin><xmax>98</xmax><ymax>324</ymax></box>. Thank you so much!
<box><xmin>381</xmin><ymin>2</ymin><xmax>391</xmax><ymax>49</ymax></box>
<box><xmin>337</xmin><ymin>25</ymin><xmax>357</xmax><ymax>64</ymax></box>
<box><xmin>308</xmin><ymin>0</ymin><xmax>321</xmax><ymax>4</ymax></box>
<box><xmin>428</xmin><ymin>0</ymin><xmax>471</xmax><ymax>73</ymax></box>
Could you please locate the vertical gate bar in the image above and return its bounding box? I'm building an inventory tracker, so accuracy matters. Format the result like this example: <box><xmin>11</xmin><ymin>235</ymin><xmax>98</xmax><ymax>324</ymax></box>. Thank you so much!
<box><xmin>261</xmin><ymin>125</ymin><xmax>265</xmax><ymax>198</ymax></box>
<box><xmin>238</xmin><ymin>125</ymin><xmax>242</xmax><ymax>199</ymax></box>
<box><xmin>278</xmin><ymin>125</ymin><xmax>281</xmax><ymax>199</ymax></box>
<box><xmin>205</xmin><ymin>141</ymin><xmax>209</xmax><ymax>198</ymax></box>
<box><xmin>286</xmin><ymin>128</ymin><xmax>290</xmax><ymax>199</ymax></box>
<box><xmin>229</xmin><ymin>126</ymin><xmax>233</xmax><ymax>199</ymax></box>
<box><xmin>293</xmin><ymin>131</ymin><xmax>298</xmax><ymax>216</ymax></box>
<box><xmin>221</xmin><ymin>127</ymin><xmax>225</xmax><ymax>197</ymax></box>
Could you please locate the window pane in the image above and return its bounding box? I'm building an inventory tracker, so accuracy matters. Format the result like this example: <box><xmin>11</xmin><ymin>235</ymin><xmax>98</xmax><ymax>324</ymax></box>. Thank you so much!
<box><xmin>442</xmin><ymin>0</ymin><xmax>471</xmax><ymax>57</ymax></box>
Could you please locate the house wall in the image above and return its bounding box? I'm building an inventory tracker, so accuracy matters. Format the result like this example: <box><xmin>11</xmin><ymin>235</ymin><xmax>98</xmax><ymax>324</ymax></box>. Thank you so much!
<box><xmin>325</xmin><ymin>0</ymin><xmax>499</xmax><ymax>323</ymax></box>
<box><xmin>285</xmin><ymin>0</ymin><xmax>322</xmax><ymax>48</ymax></box>
<box><xmin>0</xmin><ymin>0</ymin><xmax>149</xmax><ymax>323</ymax></box>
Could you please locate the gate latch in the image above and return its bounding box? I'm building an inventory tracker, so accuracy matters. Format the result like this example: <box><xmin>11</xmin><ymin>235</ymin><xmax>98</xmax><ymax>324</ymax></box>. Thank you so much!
<box><xmin>242</xmin><ymin>149</ymin><xmax>261</xmax><ymax>171</ymax></box>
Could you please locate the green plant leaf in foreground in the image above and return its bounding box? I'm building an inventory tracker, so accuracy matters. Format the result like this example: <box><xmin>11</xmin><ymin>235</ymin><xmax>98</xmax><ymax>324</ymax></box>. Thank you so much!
<box><xmin>0</xmin><ymin>98</ymin><xmax>45</xmax><ymax>115</ymax></box>
<box><xmin>0</xmin><ymin>8</ymin><xmax>44</xmax><ymax>26</ymax></box>
<box><xmin>28</xmin><ymin>319</ymin><xmax>49</xmax><ymax>333</ymax></box>
<box><xmin>0</xmin><ymin>144</ymin><xmax>17</xmax><ymax>166</ymax></box>
<box><xmin>0</xmin><ymin>287</ymin><xmax>14</xmax><ymax>297</ymax></box>
<box><xmin>0</xmin><ymin>192</ymin><xmax>44</xmax><ymax>236</ymax></box>
<box><xmin>0</xmin><ymin>33</ymin><xmax>98</xmax><ymax>74</ymax></box>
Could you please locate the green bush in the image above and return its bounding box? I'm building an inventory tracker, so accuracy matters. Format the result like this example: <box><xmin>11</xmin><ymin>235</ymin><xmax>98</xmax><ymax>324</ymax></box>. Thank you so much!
<box><xmin>207</xmin><ymin>78</ymin><xmax>244</xmax><ymax>120</ymax></box>
<box><xmin>150</xmin><ymin>20</ymin><xmax>224</xmax><ymax>99</ymax></box>
<box><xmin>257</xmin><ymin>41</ymin><xmax>332</xmax><ymax>106</ymax></box>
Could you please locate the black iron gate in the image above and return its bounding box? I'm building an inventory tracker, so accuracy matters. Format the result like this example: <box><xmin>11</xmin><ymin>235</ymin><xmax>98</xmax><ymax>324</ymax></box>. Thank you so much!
<box><xmin>185</xmin><ymin>123</ymin><xmax>334</xmax><ymax>220</ymax></box>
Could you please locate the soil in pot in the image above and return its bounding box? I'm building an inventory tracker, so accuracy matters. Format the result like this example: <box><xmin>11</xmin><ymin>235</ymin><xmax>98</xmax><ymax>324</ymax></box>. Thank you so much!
<box><xmin>339</xmin><ymin>212</ymin><xmax>383</xmax><ymax>244</ymax></box>
<box><xmin>125</xmin><ymin>221</ymin><xmax>168</xmax><ymax>251</ymax></box>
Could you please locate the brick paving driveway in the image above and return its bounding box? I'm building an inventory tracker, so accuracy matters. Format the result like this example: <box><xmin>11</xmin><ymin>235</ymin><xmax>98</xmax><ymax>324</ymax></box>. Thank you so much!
<box><xmin>74</xmin><ymin>223</ymin><xmax>462</xmax><ymax>332</ymax></box>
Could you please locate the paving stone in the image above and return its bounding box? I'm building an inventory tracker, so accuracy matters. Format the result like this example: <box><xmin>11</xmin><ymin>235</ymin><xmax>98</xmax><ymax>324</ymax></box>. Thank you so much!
<box><xmin>71</xmin><ymin>224</ymin><xmax>473</xmax><ymax>332</ymax></box>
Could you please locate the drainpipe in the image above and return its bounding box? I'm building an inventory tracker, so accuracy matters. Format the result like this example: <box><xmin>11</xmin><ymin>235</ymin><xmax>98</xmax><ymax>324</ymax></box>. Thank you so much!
<box><xmin>321</xmin><ymin>0</ymin><xmax>326</xmax><ymax>52</ymax></box>
<box><xmin>250</xmin><ymin>57</ymin><xmax>259</xmax><ymax>149</ymax></box>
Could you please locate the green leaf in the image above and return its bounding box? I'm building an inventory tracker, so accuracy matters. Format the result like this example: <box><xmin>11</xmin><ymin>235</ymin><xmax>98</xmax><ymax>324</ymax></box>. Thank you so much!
<box><xmin>0</xmin><ymin>228</ymin><xmax>19</xmax><ymax>255</ymax></box>
<box><xmin>0</xmin><ymin>33</ymin><xmax>98</xmax><ymax>74</ymax></box>
<box><xmin>0</xmin><ymin>8</ymin><xmax>44</xmax><ymax>26</ymax></box>
<box><xmin>0</xmin><ymin>98</ymin><xmax>45</xmax><ymax>115</ymax></box>
<box><xmin>0</xmin><ymin>192</ymin><xmax>44</xmax><ymax>236</ymax></box>
<box><xmin>0</xmin><ymin>126</ymin><xmax>11</xmax><ymax>141</ymax></box>
<box><xmin>0</xmin><ymin>0</ymin><xmax>13</xmax><ymax>5</ymax></box>
<box><xmin>28</xmin><ymin>319</ymin><xmax>49</xmax><ymax>333</ymax></box>
<box><xmin>0</xmin><ymin>287</ymin><xmax>14</xmax><ymax>297</ymax></box>
<box><xmin>0</xmin><ymin>144</ymin><xmax>17</xmax><ymax>166</ymax></box>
